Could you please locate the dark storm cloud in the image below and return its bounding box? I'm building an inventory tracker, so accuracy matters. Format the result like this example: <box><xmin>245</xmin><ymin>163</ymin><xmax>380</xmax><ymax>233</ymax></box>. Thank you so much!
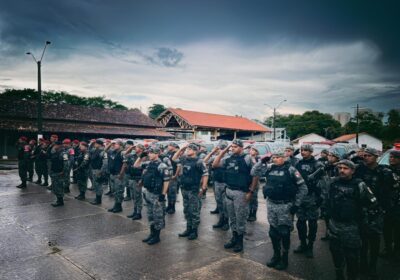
<box><xmin>1</xmin><ymin>0</ymin><xmax>399</xmax><ymax>67</ymax></box>
<box><xmin>142</xmin><ymin>48</ymin><xmax>184</xmax><ymax>67</ymax></box>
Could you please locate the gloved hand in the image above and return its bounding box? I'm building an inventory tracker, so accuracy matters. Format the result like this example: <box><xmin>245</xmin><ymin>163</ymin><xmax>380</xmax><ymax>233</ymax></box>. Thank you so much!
<box><xmin>158</xmin><ymin>194</ymin><xmax>166</xmax><ymax>202</ymax></box>
<box><xmin>290</xmin><ymin>205</ymin><xmax>298</xmax><ymax>215</ymax></box>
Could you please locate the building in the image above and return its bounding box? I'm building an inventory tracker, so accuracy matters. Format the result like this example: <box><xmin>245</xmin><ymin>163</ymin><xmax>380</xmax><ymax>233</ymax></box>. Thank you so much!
<box><xmin>333</xmin><ymin>112</ymin><xmax>351</xmax><ymax>127</ymax></box>
<box><xmin>333</xmin><ymin>132</ymin><xmax>383</xmax><ymax>151</ymax></box>
<box><xmin>0</xmin><ymin>99</ymin><xmax>173</xmax><ymax>159</ymax></box>
<box><xmin>156</xmin><ymin>108</ymin><xmax>270</xmax><ymax>140</ymax></box>
<box><xmin>291</xmin><ymin>133</ymin><xmax>328</xmax><ymax>148</ymax></box>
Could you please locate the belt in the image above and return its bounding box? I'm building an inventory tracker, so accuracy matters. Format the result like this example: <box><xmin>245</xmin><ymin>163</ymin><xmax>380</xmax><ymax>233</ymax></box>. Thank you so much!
<box><xmin>268</xmin><ymin>199</ymin><xmax>292</xmax><ymax>204</ymax></box>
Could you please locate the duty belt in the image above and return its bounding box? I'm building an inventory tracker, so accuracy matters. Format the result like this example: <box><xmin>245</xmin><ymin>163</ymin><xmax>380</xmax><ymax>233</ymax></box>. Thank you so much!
<box><xmin>268</xmin><ymin>199</ymin><xmax>292</xmax><ymax>204</ymax></box>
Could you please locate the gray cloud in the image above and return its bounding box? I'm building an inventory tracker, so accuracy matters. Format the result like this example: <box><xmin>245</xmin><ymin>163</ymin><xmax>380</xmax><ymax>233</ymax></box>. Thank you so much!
<box><xmin>142</xmin><ymin>48</ymin><xmax>184</xmax><ymax>68</ymax></box>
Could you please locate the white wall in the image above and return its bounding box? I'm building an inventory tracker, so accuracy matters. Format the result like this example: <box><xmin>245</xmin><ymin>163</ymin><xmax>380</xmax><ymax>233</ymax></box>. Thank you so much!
<box><xmin>293</xmin><ymin>134</ymin><xmax>327</xmax><ymax>148</ymax></box>
<box><xmin>348</xmin><ymin>134</ymin><xmax>382</xmax><ymax>151</ymax></box>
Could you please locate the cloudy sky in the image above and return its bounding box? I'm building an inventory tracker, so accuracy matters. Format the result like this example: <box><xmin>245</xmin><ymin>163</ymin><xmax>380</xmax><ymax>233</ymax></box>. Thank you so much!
<box><xmin>0</xmin><ymin>0</ymin><xmax>399</xmax><ymax>120</ymax></box>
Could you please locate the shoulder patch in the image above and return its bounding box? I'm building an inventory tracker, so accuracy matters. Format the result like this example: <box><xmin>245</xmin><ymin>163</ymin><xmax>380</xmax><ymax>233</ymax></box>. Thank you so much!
<box><xmin>63</xmin><ymin>153</ymin><xmax>68</xmax><ymax>160</ymax></box>
<box><xmin>84</xmin><ymin>154</ymin><xmax>89</xmax><ymax>160</ymax></box>
<box><xmin>103</xmin><ymin>152</ymin><xmax>108</xmax><ymax>159</ymax></box>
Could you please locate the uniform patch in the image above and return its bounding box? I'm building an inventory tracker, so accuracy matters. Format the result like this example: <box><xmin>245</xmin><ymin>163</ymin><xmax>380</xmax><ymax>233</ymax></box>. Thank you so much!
<box><xmin>84</xmin><ymin>154</ymin><xmax>89</xmax><ymax>160</ymax></box>
<box><xmin>63</xmin><ymin>153</ymin><xmax>68</xmax><ymax>160</ymax></box>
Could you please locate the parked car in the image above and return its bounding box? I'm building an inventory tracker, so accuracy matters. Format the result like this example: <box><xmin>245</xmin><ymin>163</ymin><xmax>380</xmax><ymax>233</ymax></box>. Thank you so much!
<box><xmin>378</xmin><ymin>143</ymin><xmax>400</xmax><ymax>166</ymax></box>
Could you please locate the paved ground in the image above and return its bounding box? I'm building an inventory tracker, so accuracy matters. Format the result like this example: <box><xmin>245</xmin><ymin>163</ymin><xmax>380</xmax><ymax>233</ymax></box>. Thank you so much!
<box><xmin>1</xmin><ymin>166</ymin><xmax>399</xmax><ymax>280</ymax></box>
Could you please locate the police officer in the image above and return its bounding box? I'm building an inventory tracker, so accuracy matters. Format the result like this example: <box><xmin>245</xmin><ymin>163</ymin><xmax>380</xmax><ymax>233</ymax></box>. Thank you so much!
<box><xmin>62</xmin><ymin>139</ymin><xmax>75</xmax><ymax>193</ymax></box>
<box><xmin>50</xmin><ymin>141</ymin><xmax>69</xmax><ymax>207</ymax></box>
<box><xmin>294</xmin><ymin>144</ymin><xmax>325</xmax><ymax>258</ymax></box>
<box><xmin>125</xmin><ymin>143</ymin><xmax>144</xmax><ymax>220</ymax></box>
<box><xmin>89</xmin><ymin>139</ymin><xmax>108</xmax><ymax>205</ymax></box>
<box><xmin>107</xmin><ymin>139</ymin><xmax>125</xmax><ymax>213</ymax></box>
<box><xmin>33</xmin><ymin>139</ymin><xmax>43</xmax><ymax>184</ymax></box>
<box><xmin>165</xmin><ymin>142</ymin><xmax>180</xmax><ymax>214</ymax></box>
<box><xmin>284</xmin><ymin>145</ymin><xmax>299</xmax><ymax>167</ymax></box>
<box><xmin>74</xmin><ymin>141</ymin><xmax>90</xmax><ymax>200</ymax></box>
<box><xmin>204</xmin><ymin>140</ymin><xmax>230</xmax><ymax>231</ymax></box>
<box><xmin>135</xmin><ymin>147</ymin><xmax>170</xmax><ymax>245</ymax></box>
<box><xmin>252</xmin><ymin>150</ymin><xmax>307</xmax><ymax>270</ymax></box>
<box><xmin>381</xmin><ymin>149</ymin><xmax>400</xmax><ymax>261</ymax></box>
<box><xmin>321</xmin><ymin>148</ymin><xmax>341</xmax><ymax>242</ymax></box>
<box><xmin>123</xmin><ymin>140</ymin><xmax>135</xmax><ymax>202</ymax></box>
<box><xmin>173</xmin><ymin>143</ymin><xmax>209</xmax><ymax>240</ymax></box>
<box><xmin>35</xmin><ymin>139</ymin><xmax>49</xmax><ymax>186</ymax></box>
<box><xmin>247</xmin><ymin>145</ymin><xmax>261</xmax><ymax>222</ymax></box>
<box><xmin>16</xmin><ymin>136</ymin><xmax>29</xmax><ymax>189</ymax></box>
<box><xmin>71</xmin><ymin>139</ymin><xmax>80</xmax><ymax>184</ymax></box>
<box><xmin>213</xmin><ymin>139</ymin><xmax>255</xmax><ymax>253</ymax></box>
<box><xmin>355</xmin><ymin>147</ymin><xmax>393</xmax><ymax>279</ymax></box>
<box><xmin>318</xmin><ymin>149</ymin><xmax>329</xmax><ymax>165</ymax></box>
<box><xmin>46</xmin><ymin>134</ymin><xmax>58</xmax><ymax>190</ymax></box>
<box><xmin>326</xmin><ymin>160</ymin><xmax>378</xmax><ymax>280</ymax></box>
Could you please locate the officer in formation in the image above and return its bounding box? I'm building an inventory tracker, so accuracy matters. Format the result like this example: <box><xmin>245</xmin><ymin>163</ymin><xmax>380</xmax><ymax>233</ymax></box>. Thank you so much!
<box><xmin>71</xmin><ymin>139</ymin><xmax>81</xmax><ymax>184</ymax></box>
<box><xmin>134</xmin><ymin>147</ymin><xmax>171</xmax><ymax>245</ymax></box>
<box><xmin>294</xmin><ymin>144</ymin><xmax>325</xmax><ymax>258</ymax></box>
<box><xmin>50</xmin><ymin>141</ymin><xmax>69</xmax><ymax>207</ymax></box>
<box><xmin>16</xmin><ymin>136</ymin><xmax>29</xmax><ymax>189</ymax></box>
<box><xmin>284</xmin><ymin>145</ymin><xmax>299</xmax><ymax>167</ymax></box>
<box><xmin>34</xmin><ymin>139</ymin><xmax>49</xmax><ymax>186</ymax></box>
<box><xmin>355</xmin><ymin>147</ymin><xmax>393</xmax><ymax>279</ymax></box>
<box><xmin>204</xmin><ymin>140</ymin><xmax>230</xmax><ymax>231</ymax></box>
<box><xmin>27</xmin><ymin>139</ymin><xmax>36</xmax><ymax>181</ymax></box>
<box><xmin>247</xmin><ymin>145</ymin><xmax>261</xmax><ymax>222</ymax></box>
<box><xmin>89</xmin><ymin>139</ymin><xmax>108</xmax><ymax>205</ymax></box>
<box><xmin>165</xmin><ymin>142</ymin><xmax>180</xmax><ymax>214</ymax></box>
<box><xmin>62</xmin><ymin>139</ymin><xmax>75</xmax><ymax>194</ymax></box>
<box><xmin>252</xmin><ymin>149</ymin><xmax>307</xmax><ymax>270</ymax></box>
<box><xmin>213</xmin><ymin>139</ymin><xmax>255</xmax><ymax>253</ymax></box>
<box><xmin>173</xmin><ymin>143</ymin><xmax>209</xmax><ymax>240</ymax></box>
<box><xmin>73</xmin><ymin>141</ymin><xmax>90</xmax><ymax>201</ymax></box>
<box><xmin>107</xmin><ymin>139</ymin><xmax>125</xmax><ymax>213</ymax></box>
<box><xmin>122</xmin><ymin>140</ymin><xmax>134</xmax><ymax>202</ymax></box>
<box><xmin>381</xmin><ymin>149</ymin><xmax>400</xmax><ymax>261</ymax></box>
<box><xmin>326</xmin><ymin>159</ymin><xmax>378</xmax><ymax>280</ymax></box>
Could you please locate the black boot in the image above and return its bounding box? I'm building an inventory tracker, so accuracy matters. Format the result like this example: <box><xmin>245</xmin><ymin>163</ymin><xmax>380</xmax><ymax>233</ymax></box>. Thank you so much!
<box><xmin>247</xmin><ymin>209</ymin><xmax>257</xmax><ymax>222</ymax></box>
<box><xmin>213</xmin><ymin>216</ymin><xmax>225</xmax><ymax>229</ymax></box>
<box><xmin>105</xmin><ymin>188</ymin><xmax>112</xmax><ymax>196</ymax></box>
<box><xmin>233</xmin><ymin>234</ymin><xmax>244</xmax><ymax>253</ymax></box>
<box><xmin>112</xmin><ymin>203</ymin><xmax>122</xmax><ymax>213</ymax></box>
<box><xmin>224</xmin><ymin>231</ymin><xmax>238</xmax><ymax>249</ymax></box>
<box><xmin>132</xmin><ymin>212</ymin><xmax>142</xmax><ymax>220</ymax></box>
<box><xmin>51</xmin><ymin>197</ymin><xmax>64</xmax><ymax>207</ymax></box>
<box><xmin>210</xmin><ymin>207</ymin><xmax>219</xmax><ymax>214</ymax></box>
<box><xmin>335</xmin><ymin>268</ymin><xmax>345</xmax><ymax>280</ymax></box>
<box><xmin>127</xmin><ymin>210</ymin><xmax>136</xmax><ymax>218</ymax></box>
<box><xmin>90</xmin><ymin>195</ymin><xmax>102</xmax><ymax>205</ymax></box>
<box><xmin>17</xmin><ymin>182</ymin><xmax>27</xmax><ymax>189</ymax></box>
<box><xmin>275</xmin><ymin>251</ymin><xmax>288</xmax><ymax>270</ymax></box>
<box><xmin>142</xmin><ymin>225</ymin><xmax>155</xmax><ymax>243</ymax></box>
<box><xmin>167</xmin><ymin>202</ymin><xmax>175</xmax><ymax>214</ymax></box>
<box><xmin>108</xmin><ymin>202</ymin><xmax>117</xmax><ymax>212</ymax></box>
<box><xmin>75</xmin><ymin>191</ymin><xmax>85</xmax><ymax>200</ymax></box>
<box><xmin>46</xmin><ymin>184</ymin><xmax>52</xmax><ymax>190</ymax></box>
<box><xmin>305</xmin><ymin>241</ymin><xmax>314</xmax><ymax>258</ymax></box>
<box><xmin>221</xmin><ymin>217</ymin><xmax>230</xmax><ymax>231</ymax></box>
<box><xmin>64</xmin><ymin>186</ymin><xmax>70</xmax><ymax>193</ymax></box>
<box><xmin>266</xmin><ymin>250</ymin><xmax>281</xmax><ymax>268</ymax></box>
<box><xmin>294</xmin><ymin>239</ymin><xmax>308</xmax><ymax>254</ymax></box>
<box><xmin>188</xmin><ymin>228</ymin><xmax>198</xmax><ymax>240</ymax></box>
<box><xmin>178</xmin><ymin>225</ymin><xmax>191</xmax><ymax>237</ymax></box>
<box><xmin>147</xmin><ymin>229</ymin><xmax>161</xmax><ymax>245</ymax></box>
<box><xmin>34</xmin><ymin>179</ymin><xmax>42</xmax><ymax>184</ymax></box>
<box><xmin>41</xmin><ymin>181</ymin><xmax>49</xmax><ymax>187</ymax></box>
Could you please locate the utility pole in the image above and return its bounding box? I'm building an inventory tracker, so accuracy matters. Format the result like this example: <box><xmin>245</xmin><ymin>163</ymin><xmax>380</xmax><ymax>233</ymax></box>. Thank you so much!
<box><xmin>356</xmin><ymin>103</ymin><xmax>359</xmax><ymax>144</ymax></box>
<box><xmin>265</xmin><ymin>99</ymin><xmax>286</xmax><ymax>141</ymax></box>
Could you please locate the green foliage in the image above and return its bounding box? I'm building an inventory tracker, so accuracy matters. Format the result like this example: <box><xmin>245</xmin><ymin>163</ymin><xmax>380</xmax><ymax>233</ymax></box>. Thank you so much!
<box><xmin>148</xmin><ymin>103</ymin><xmax>167</xmax><ymax>119</ymax></box>
<box><xmin>264</xmin><ymin>110</ymin><xmax>342</xmax><ymax>139</ymax></box>
<box><xmin>0</xmin><ymin>88</ymin><xmax>128</xmax><ymax>110</ymax></box>
<box><xmin>343</xmin><ymin>111</ymin><xmax>383</xmax><ymax>138</ymax></box>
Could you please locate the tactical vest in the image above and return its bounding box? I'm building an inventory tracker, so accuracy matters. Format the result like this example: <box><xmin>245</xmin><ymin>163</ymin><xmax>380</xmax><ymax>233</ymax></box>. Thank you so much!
<box><xmin>181</xmin><ymin>157</ymin><xmax>202</xmax><ymax>189</ymax></box>
<box><xmin>142</xmin><ymin>161</ymin><xmax>163</xmax><ymax>194</ymax></box>
<box><xmin>264</xmin><ymin>164</ymin><xmax>297</xmax><ymax>201</ymax></box>
<box><xmin>329</xmin><ymin>178</ymin><xmax>362</xmax><ymax>223</ymax></box>
<box><xmin>109</xmin><ymin>150</ymin><xmax>123</xmax><ymax>175</ymax></box>
<box><xmin>296</xmin><ymin>157</ymin><xmax>319</xmax><ymax>194</ymax></box>
<box><xmin>213</xmin><ymin>167</ymin><xmax>225</xmax><ymax>183</ymax></box>
<box><xmin>127</xmin><ymin>155</ymin><xmax>142</xmax><ymax>179</ymax></box>
<box><xmin>90</xmin><ymin>149</ymin><xmax>104</xmax><ymax>169</ymax></box>
<box><xmin>225</xmin><ymin>154</ymin><xmax>252</xmax><ymax>192</ymax></box>
<box><xmin>167</xmin><ymin>152</ymin><xmax>178</xmax><ymax>173</ymax></box>
<box><xmin>51</xmin><ymin>151</ymin><xmax>64</xmax><ymax>173</ymax></box>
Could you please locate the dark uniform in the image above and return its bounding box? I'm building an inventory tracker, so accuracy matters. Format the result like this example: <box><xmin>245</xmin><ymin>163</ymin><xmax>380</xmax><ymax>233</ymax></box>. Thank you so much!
<box><xmin>126</xmin><ymin>151</ymin><xmax>144</xmax><ymax>219</ymax></box>
<box><xmin>35</xmin><ymin>142</ymin><xmax>49</xmax><ymax>186</ymax></box>
<box><xmin>27</xmin><ymin>141</ymin><xmax>36</xmax><ymax>181</ymax></box>
<box><xmin>16</xmin><ymin>138</ymin><xmax>29</xmax><ymax>188</ymax></box>
<box><xmin>50</xmin><ymin>144</ymin><xmax>69</xmax><ymax>207</ymax></box>
<box><xmin>107</xmin><ymin>145</ymin><xmax>125</xmax><ymax>213</ymax></box>
<box><xmin>178</xmin><ymin>153</ymin><xmax>208</xmax><ymax>240</ymax></box>
<box><xmin>166</xmin><ymin>147</ymin><xmax>179</xmax><ymax>214</ymax></box>
<box><xmin>140</xmin><ymin>153</ymin><xmax>170</xmax><ymax>245</ymax></box>
<box><xmin>294</xmin><ymin>154</ymin><xmax>325</xmax><ymax>257</ymax></box>
<box><xmin>355</xmin><ymin>159</ymin><xmax>393</xmax><ymax>277</ymax></box>
<box><xmin>89</xmin><ymin>140</ymin><xmax>108</xmax><ymax>205</ymax></box>
<box><xmin>327</xmin><ymin>163</ymin><xmax>378</xmax><ymax>280</ymax></box>
<box><xmin>210</xmin><ymin>153</ymin><xmax>229</xmax><ymax>230</ymax></box>
<box><xmin>74</xmin><ymin>146</ymin><xmax>90</xmax><ymax>200</ymax></box>
<box><xmin>254</xmin><ymin>160</ymin><xmax>307</xmax><ymax>270</ymax></box>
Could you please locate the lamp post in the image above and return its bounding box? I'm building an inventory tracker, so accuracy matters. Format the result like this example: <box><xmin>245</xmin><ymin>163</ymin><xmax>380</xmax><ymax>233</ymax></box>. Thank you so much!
<box><xmin>26</xmin><ymin>41</ymin><xmax>51</xmax><ymax>137</ymax></box>
<box><xmin>265</xmin><ymin>99</ymin><xmax>287</xmax><ymax>140</ymax></box>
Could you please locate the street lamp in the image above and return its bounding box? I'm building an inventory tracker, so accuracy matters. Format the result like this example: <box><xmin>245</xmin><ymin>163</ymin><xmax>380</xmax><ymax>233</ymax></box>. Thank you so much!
<box><xmin>26</xmin><ymin>41</ymin><xmax>51</xmax><ymax>138</ymax></box>
<box><xmin>265</xmin><ymin>99</ymin><xmax>287</xmax><ymax>141</ymax></box>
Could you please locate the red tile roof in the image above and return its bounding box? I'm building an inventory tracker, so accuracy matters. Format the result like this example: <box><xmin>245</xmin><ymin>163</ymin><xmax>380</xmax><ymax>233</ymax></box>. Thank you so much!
<box><xmin>333</xmin><ymin>133</ymin><xmax>373</xmax><ymax>142</ymax></box>
<box><xmin>168</xmin><ymin>108</ymin><xmax>269</xmax><ymax>132</ymax></box>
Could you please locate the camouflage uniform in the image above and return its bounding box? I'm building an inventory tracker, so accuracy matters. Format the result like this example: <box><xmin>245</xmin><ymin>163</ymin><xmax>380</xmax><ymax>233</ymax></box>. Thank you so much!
<box><xmin>107</xmin><ymin>148</ymin><xmax>125</xmax><ymax>212</ymax></box>
<box><xmin>178</xmin><ymin>155</ymin><xmax>208</xmax><ymax>238</ymax></box>
<box><xmin>35</xmin><ymin>144</ymin><xmax>48</xmax><ymax>185</ymax></box>
<box><xmin>326</xmin><ymin>176</ymin><xmax>378</xmax><ymax>280</ymax></box>
<box><xmin>16</xmin><ymin>141</ymin><xmax>29</xmax><ymax>188</ymax></box>
<box><xmin>63</xmin><ymin>147</ymin><xmax>75</xmax><ymax>193</ymax></box>
<box><xmin>89</xmin><ymin>147</ymin><xmax>108</xmax><ymax>204</ymax></box>
<box><xmin>75</xmin><ymin>150</ymin><xmax>90</xmax><ymax>197</ymax></box>
<box><xmin>125</xmin><ymin>152</ymin><xmax>144</xmax><ymax>218</ymax></box>
<box><xmin>166</xmin><ymin>150</ymin><xmax>179</xmax><ymax>212</ymax></box>
<box><xmin>50</xmin><ymin>147</ymin><xmax>69</xmax><ymax>206</ymax></box>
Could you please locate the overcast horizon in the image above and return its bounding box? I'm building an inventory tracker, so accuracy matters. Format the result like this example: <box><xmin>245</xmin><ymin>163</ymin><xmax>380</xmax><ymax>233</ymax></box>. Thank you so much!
<box><xmin>1</xmin><ymin>0</ymin><xmax>399</xmax><ymax>119</ymax></box>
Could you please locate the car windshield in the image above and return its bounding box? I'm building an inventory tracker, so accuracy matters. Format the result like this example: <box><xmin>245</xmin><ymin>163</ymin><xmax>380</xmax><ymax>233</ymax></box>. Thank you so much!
<box><xmin>378</xmin><ymin>151</ymin><xmax>390</xmax><ymax>166</ymax></box>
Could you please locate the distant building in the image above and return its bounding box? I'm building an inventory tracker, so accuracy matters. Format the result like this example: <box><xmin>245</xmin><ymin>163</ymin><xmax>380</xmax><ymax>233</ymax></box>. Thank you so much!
<box><xmin>333</xmin><ymin>112</ymin><xmax>351</xmax><ymax>126</ymax></box>
<box><xmin>333</xmin><ymin>132</ymin><xmax>382</xmax><ymax>151</ymax></box>
<box><xmin>291</xmin><ymin>133</ymin><xmax>328</xmax><ymax>148</ymax></box>
<box><xmin>156</xmin><ymin>108</ymin><xmax>270</xmax><ymax>141</ymax></box>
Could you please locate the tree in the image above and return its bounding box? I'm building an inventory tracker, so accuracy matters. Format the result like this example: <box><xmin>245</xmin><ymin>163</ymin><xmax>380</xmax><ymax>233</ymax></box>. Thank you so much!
<box><xmin>264</xmin><ymin>110</ymin><xmax>343</xmax><ymax>140</ymax></box>
<box><xmin>148</xmin><ymin>104</ymin><xmax>167</xmax><ymax>119</ymax></box>
<box><xmin>0</xmin><ymin>88</ymin><xmax>128</xmax><ymax>110</ymax></box>
<box><xmin>343</xmin><ymin>111</ymin><xmax>383</xmax><ymax>138</ymax></box>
